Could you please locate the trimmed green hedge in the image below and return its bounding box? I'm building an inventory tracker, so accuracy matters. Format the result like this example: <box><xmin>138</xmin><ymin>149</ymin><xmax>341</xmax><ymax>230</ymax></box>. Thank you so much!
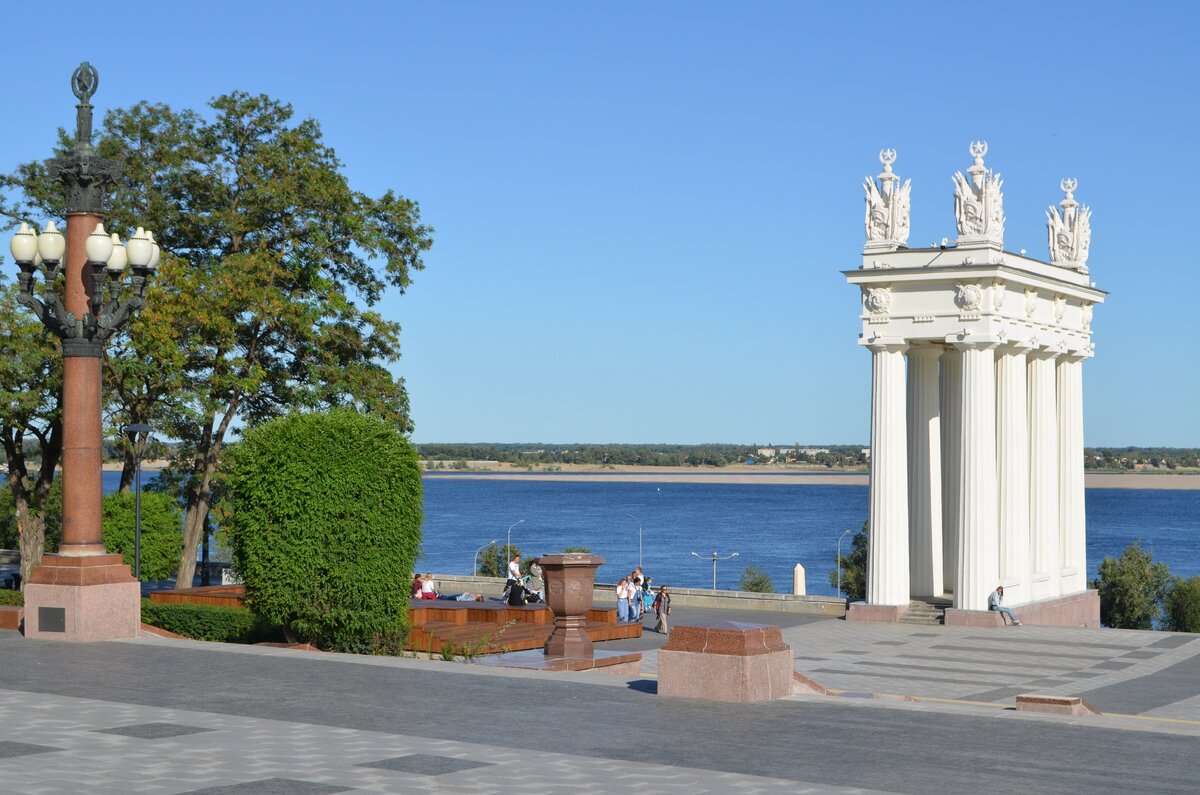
<box><xmin>140</xmin><ymin>600</ymin><xmax>282</xmax><ymax>644</ymax></box>
<box><xmin>220</xmin><ymin>409</ymin><xmax>422</xmax><ymax>653</ymax></box>
<box><xmin>0</xmin><ymin>590</ymin><xmax>24</xmax><ymax>606</ymax></box>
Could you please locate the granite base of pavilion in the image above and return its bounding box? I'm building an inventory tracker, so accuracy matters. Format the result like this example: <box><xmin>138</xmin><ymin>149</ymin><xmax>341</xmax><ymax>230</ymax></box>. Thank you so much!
<box><xmin>658</xmin><ymin>621</ymin><xmax>794</xmax><ymax>702</ymax></box>
<box><xmin>474</xmin><ymin>649</ymin><xmax>641</xmax><ymax>676</ymax></box>
<box><xmin>944</xmin><ymin>590</ymin><xmax>1099</xmax><ymax>628</ymax></box>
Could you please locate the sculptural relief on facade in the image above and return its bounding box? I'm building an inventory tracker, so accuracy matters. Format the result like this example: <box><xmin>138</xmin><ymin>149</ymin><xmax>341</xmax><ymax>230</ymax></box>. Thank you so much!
<box><xmin>1047</xmin><ymin>178</ymin><xmax>1092</xmax><ymax>272</ymax></box>
<box><xmin>952</xmin><ymin>141</ymin><xmax>1004</xmax><ymax>247</ymax></box>
<box><xmin>864</xmin><ymin>149</ymin><xmax>911</xmax><ymax>250</ymax></box>
<box><xmin>1024</xmin><ymin>288</ymin><xmax>1038</xmax><ymax>318</ymax></box>
<box><xmin>1053</xmin><ymin>295</ymin><xmax>1066</xmax><ymax>323</ymax></box>
<box><xmin>863</xmin><ymin>285</ymin><xmax>892</xmax><ymax>315</ymax></box>
<box><xmin>955</xmin><ymin>283</ymin><xmax>983</xmax><ymax>313</ymax></box>
<box><xmin>991</xmin><ymin>280</ymin><xmax>1006</xmax><ymax>310</ymax></box>
<box><xmin>1081</xmin><ymin>302</ymin><xmax>1093</xmax><ymax>330</ymax></box>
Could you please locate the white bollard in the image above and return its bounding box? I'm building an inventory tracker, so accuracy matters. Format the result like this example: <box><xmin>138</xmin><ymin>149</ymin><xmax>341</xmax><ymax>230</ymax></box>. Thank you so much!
<box><xmin>792</xmin><ymin>563</ymin><xmax>806</xmax><ymax>595</ymax></box>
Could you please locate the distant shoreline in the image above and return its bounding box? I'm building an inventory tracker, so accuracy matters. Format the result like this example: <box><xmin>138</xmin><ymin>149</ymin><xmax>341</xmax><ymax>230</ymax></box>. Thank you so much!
<box><xmin>425</xmin><ymin>467</ymin><xmax>1200</xmax><ymax>490</ymax></box>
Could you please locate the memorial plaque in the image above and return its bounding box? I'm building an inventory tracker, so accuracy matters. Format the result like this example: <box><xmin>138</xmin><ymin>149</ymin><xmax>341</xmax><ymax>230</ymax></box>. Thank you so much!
<box><xmin>38</xmin><ymin>606</ymin><xmax>66</xmax><ymax>633</ymax></box>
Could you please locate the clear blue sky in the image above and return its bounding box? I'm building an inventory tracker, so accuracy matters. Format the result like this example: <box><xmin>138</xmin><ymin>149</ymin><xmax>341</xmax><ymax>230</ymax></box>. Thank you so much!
<box><xmin>4</xmin><ymin>1</ymin><xmax>1197</xmax><ymax>446</ymax></box>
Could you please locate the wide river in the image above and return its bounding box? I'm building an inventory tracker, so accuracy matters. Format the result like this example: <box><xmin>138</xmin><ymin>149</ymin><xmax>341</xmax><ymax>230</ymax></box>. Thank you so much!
<box><xmin>417</xmin><ymin>474</ymin><xmax>1200</xmax><ymax>596</ymax></box>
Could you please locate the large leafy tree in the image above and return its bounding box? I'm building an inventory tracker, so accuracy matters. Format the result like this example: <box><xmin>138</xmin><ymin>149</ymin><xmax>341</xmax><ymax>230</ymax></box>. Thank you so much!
<box><xmin>2</xmin><ymin>92</ymin><xmax>432</xmax><ymax>583</ymax></box>
<box><xmin>1091</xmin><ymin>541</ymin><xmax>1172</xmax><ymax>629</ymax></box>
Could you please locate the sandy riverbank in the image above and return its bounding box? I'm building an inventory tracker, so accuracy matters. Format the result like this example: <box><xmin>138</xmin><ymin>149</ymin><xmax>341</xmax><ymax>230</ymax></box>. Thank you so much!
<box><xmin>425</xmin><ymin>464</ymin><xmax>1200</xmax><ymax>489</ymax></box>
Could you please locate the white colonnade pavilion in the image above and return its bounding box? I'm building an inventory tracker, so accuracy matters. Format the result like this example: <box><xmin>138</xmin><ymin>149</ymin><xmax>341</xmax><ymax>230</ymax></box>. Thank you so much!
<box><xmin>845</xmin><ymin>143</ymin><xmax>1105</xmax><ymax>620</ymax></box>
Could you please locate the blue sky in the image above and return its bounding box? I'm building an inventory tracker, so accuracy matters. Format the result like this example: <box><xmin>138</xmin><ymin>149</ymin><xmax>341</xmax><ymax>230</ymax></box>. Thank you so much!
<box><xmin>4</xmin><ymin>1</ymin><xmax>1197</xmax><ymax>446</ymax></box>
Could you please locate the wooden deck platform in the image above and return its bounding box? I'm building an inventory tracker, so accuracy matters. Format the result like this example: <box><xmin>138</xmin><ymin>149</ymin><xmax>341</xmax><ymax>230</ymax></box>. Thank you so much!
<box><xmin>147</xmin><ymin>586</ymin><xmax>642</xmax><ymax>653</ymax></box>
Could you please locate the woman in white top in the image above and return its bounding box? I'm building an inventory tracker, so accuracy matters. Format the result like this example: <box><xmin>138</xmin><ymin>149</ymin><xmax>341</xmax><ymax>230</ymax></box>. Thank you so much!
<box><xmin>616</xmin><ymin>577</ymin><xmax>631</xmax><ymax>622</ymax></box>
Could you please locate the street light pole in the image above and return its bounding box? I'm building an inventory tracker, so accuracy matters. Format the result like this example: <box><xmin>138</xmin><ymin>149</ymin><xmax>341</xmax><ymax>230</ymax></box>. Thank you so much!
<box><xmin>122</xmin><ymin>423</ymin><xmax>153</xmax><ymax>580</ymax></box>
<box><xmin>626</xmin><ymin>513</ymin><xmax>643</xmax><ymax>570</ymax></box>
<box><xmin>473</xmin><ymin>539</ymin><xmax>498</xmax><ymax>576</ymax></box>
<box><xmin>506</xmin><ymin>519</ymin><xmax>525</xmax><ymax>556</ymax></box>
<box><xmin>691</xmin><ymin>550</ymin><xmax>740</xmax><ymax>590</ymax></box>
<box><xmin>837</xmin><ymin>528</ymin><xmax>852</xmax><ymax>599</ymax></box>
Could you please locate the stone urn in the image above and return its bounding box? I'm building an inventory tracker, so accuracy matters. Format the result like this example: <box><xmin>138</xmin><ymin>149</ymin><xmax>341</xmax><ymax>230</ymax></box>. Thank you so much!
<box><xmin>538</xmin><ymin>552</ymin><xmax>603</xmax><ymax>659</ymax></box>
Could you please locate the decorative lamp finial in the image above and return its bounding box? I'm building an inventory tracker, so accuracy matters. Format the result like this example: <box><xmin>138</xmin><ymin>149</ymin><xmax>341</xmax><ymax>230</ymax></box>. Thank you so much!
<box><xmin>70</xmin><ymin>62</ymin><xmax>99</xmax><ymax>151</ymax></box>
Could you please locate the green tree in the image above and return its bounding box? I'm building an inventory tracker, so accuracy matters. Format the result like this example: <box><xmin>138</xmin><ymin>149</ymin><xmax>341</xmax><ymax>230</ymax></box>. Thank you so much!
<box><xmin>0</xmin><ymin>285</ymin><xmax>62</xmax><ymax>586</ymax></box>
<box><xmin>218</xmin><ymin>409</ymin><xmax>422</xmax><ymax>652</ymax></box>
<box><xmin>1164</xmin><ymin>576</ymin><xmax>1200</xmax><ymax>633</ymax></box>
<box><xmin>828</xmin><ymin>522</ymin><xmax>868</xmax><ymax>601</ymax></box>
<box><xmin>477</xmin><ymin>542</ymin><xmax>523</xmax><ymax>578</ymax></box>
<box><xmin>100</xmin><ymin>491</ymin><xmax>183</xmax><ymax>582</ymax></box>
<box><xmin>738</xmin><ymin>564</ymin><xmax>775</xmax><ymax>593</ymax></box>
<box><xmin>2</xmin><ymin>93</ymin><xmax>433</xmax><ymax>587</ymax></box>
<box><xmin>1091</xmin><ymin>541</ymin><xmax>1171</xmax><ymax>629</ymax></box>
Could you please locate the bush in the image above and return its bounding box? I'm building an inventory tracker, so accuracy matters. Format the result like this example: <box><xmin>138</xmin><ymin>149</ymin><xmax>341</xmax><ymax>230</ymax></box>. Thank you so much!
<box><xmin>219</xmin><ymin>409</ymin><xmax>422</xmax><ymax>653</ymax></box>
<box><xmin>1091</xmin><ymin>541</ymin><xmax>1171</xmax><ymax>629</ymax></box>
<box><xmin>0</xmin><ymin>590</ymin><xmax>24</xmax><ymax>606</ymax></box>
<box><xmin>1165</xmin><ymin>576</ymin><xmax>1200</xmax><ymax>633</ymax></box>
<box><xmin>140</xmin><ymin>600</ymin><xmax>282</xmax><ymax>643</ymax></box>
<box><xmin>102</xmin><ymin>491</ymin><xmax>183</xmax><ymax>581</ymax></box>
<box><xmin>739</xmin><ymin>565</ymin><xmax>775</xmax><ymax>593</ymax></box>
<box><xmin>828</xmin><ymin>522</ymin><xmax>868</xmax><ymax>600</ymax></box>
<box><xmin>477</xmin><ymin>542</ymin><xmax>522</xmax><ymax>577</ymax></box>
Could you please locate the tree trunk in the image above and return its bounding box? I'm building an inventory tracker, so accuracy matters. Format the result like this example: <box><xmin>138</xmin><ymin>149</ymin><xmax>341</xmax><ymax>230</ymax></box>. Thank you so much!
<box><xmin>15</xmin><ymin>504</ymin><xmax>45</xmax><ymax>588</ymax></box>
<box><xmin>118</xmin><ymin>445</ymin><xmax>135</xmax><ymax>492</ymax></box>
<box><xmin>174</xmin><ymin>400</ymin><xmax>239</xmax><ymax>585</ymax></box>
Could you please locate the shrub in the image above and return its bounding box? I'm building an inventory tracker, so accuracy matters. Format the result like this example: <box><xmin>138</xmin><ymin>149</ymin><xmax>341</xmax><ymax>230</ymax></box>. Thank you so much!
<box><xmin>739</xmin><ymin>564</ymin><xmax>775</xmax><ymax>593</ymax></box>
<box><xmin>102</xmin><ymin>491</ymin><xmax>183</xmax><ymax>581</ymax></box>
<box><xmin>828</xmin><ymin>522</ymin><xmax>868</xmax><ymax>600</ymax></box>
<box><xmin>0</xmin><ymin>590</ymin><xmax>24</xmax><ymax>606</ymax></box>
<box><xmin>219</xmin><ymin>409</ymin><xmax>422</xmax><ymax>653</ymax></box>
<box><xmin>1165</xmin><ymin>576</ymin><xmax>1200</xmax><ymax>633</ymax></box>
<box><xmin>140</xmin><ymin>600</ymin><xmax>282</xmax><ymax>643</ymax></box>
<box><xmin>477</xmin><ymin>542</ymin><xmax>522</xmax><ymax>577</ymax></box>
<box><xmin>1091</xmin><ymin>541</ymin><xmax>1171</xmax><ymax>629</ymax></box>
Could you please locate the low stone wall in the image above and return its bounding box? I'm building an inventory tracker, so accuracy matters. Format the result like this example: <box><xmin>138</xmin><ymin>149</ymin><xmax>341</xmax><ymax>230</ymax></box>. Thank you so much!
<box><xmin>427</xmin><ymin>574</ymin><xmax>846</xmax><ymax>616</ymax></box>
<box><xmin>945</xmin><ymin>590</ymin><xmax>1100</xmax><ymax>628</ymax></box>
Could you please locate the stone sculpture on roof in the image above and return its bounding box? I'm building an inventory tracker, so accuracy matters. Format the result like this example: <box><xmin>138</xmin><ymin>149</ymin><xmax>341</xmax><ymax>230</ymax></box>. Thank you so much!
<box><xmin>1047</xmin><ymin>178</ymin><xmax>1092</xmax><ymax>272</ymax></box>
<box><xmin>863</xmin><ymin>149</ymin><xmax>911</xmax><ymax>250</ymax></box>
<box><xmin>952</xmin><ymin>141</ymin><xmax>1004</xmax><ymax>247</ymax></box>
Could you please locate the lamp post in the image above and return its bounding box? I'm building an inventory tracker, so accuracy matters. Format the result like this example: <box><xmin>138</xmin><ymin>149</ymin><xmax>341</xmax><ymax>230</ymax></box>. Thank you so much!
<box><xmin>122</xmin><ymin>424</ymin><xmax>153</xmax><ymax>580</ymax></box>
<box><xmin>691</xmin><ymin>550</ymin><xmax>739</xmax><ymax>591</ymax></box>
<box><xmin>10</xmin><ymin>63</ymin><xmax>159</xmax><ymax>642</ymax></box>
<box><xmin>506</xmin><ymin>518</ymin><xmax>525</xmax><ymax>556</ymax></box>
<box><xmin>473</xmin><ymin>539</ymin><xmax>498</xmax><ymax>576</ymax></box>
<box><xmin>837</xmin><ymin>528</ymin><xmax>852</xmax><ymax>599</ymax></box>
<box><xmin>626</xmin><ymin>513</ymin><xmax>643</xmax><ymax>569</ymax></box>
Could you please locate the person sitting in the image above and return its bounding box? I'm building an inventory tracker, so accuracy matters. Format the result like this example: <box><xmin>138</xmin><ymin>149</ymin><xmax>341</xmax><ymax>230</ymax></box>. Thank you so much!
<box><xmin>525</xmin><ymin>559</ymin><xmax>545</xmax><ymax>603</ymax></box>
<box><xmin>420</xmin><ymin>573</ymin><xmax>439</xmax><ymax>600</ymax></box>
<box><xmin>411</xmin><ymin>573</ymin><xmax>424</xmax><ymax>599</ymax></box>
<box><xmin>988</xmin><ymin>585</ymin><xmax>1021</xmax><ymax>625</ymax></box>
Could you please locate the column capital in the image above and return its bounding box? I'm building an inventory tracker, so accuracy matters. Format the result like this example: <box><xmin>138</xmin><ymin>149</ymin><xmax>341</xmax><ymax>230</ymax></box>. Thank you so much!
<box><xmin>945</xmin><ymin>331</ymin><xmax>1003</xmax><ymax>352</ymax></box>
<box><xmin>861</xmin><ymin>334</ymin><xmax>908</xmax><ymax>354</ymax></box>
<box><xmin>1029</xmin><ymin>340</ymin><xmax>1068</xmax><ymax>361</ymax></box>
<box><xmin>906</xmin><ymin>342</ymin><xmax>943</xmax><ymax>361</ymax></box>
<box><xmin>1061</xmin><ymin>346</ymin><xmax>1092</xmax><ymax>363</ymax></box>
<box><xmin>996</xmin><ymin>338</ymin><xmax>1036</xmax><ymax>356</ymax></box>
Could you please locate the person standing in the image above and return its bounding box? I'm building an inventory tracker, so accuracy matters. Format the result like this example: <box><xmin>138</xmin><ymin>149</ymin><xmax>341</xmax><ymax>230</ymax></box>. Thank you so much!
<box><xmin>631</xmin><ymin>569</ymin><xmax>644</xmax><ymax>621</ymax></box>
<box><xmin>988</xmin><ymin>585</ymin><xmax>1021</xmax><ymax>626</ymax></box>
<box><xmin>654</xmin><ymin>585</ymin><xmax>671</xmax><ymax>635</ymax></box>
<box><xmin>616</xmin><ymin>577</ymin><xmax>631</xmax><ymax>622</ymax></box>
<box><xmin>506</xmin><ymin>554</ymin><xmax>522</xmax><ymax>587</ymax></box>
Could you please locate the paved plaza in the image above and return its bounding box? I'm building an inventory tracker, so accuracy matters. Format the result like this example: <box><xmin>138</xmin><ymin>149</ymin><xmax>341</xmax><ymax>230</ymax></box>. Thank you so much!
<box><xmin>1</xmin><ymin>609</ymin><xmax>1198</xmax><ymax>794</ymax></box>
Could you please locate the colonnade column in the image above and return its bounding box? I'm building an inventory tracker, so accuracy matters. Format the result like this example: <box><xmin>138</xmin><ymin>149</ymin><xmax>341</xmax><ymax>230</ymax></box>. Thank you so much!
<box><xmin>866</xmin><ymin>338</ymin><xmax>910</xmax><ymax>605</ymax></box>
<box><xmin>939</xmin><ymin>347</ymin><xmax>962</xmax><ymax>594</ymax></box>
<box><xmin>1028</xmin><ymin>347</ymin><xmax>1061</xmax><ymax>601</ymax></box>
<box><xmin>996</xmin><ymin>342</ymin><xmax>1032</xmax><ymax>604</ymax></box>
<box><xmin>953</xmin><ymin>337</ymin><xmax>1000</xmax><ymax>611</ymax></box>
<box><xmin>1057</xmin><ymin>351</ymin><xmax>1087</xmax><ymax>594</ymax></box>
<box><xmin>906</xmin><ymin>344</ymin><xmax>942</xmax><ymax>597</ymax></box>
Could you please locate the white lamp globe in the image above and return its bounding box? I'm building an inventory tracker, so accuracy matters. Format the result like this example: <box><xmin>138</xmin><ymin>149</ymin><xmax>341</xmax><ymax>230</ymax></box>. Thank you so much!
<box><xmin>146</xmin><ymin>231</ymin><xmax>160</xmax><ymax>271</ymax></box>
<box><xmin>85</xmin><ymin>222</ymin><xmax>114</xmax><ymax>264</ymax></box>
<box><xmin>37</xmin><ymin>221</ymin><xmax>66</xmax><ymax>262</ymax></box>
<box><xmin>126</xmin><ymin>227</ymin><xmax>153</xmax><ymax>269</ymax></box>
<box><xmin>10</xmin><ymin>222</ymin><xmax>37</xmax><ymax>262</ymax></box>
<box><xmin>105</xmin><ymin>233</ymin><xmax>127</xmax><ymax>273</ymax></box>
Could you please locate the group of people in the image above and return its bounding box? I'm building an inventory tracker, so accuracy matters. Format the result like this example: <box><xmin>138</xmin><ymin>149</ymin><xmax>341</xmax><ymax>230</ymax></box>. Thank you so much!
<box><xmin>616</xmin><ymin>567</ymin><xmax>671</xmax><ymax>634</ymax></box>
<box><xmin>411</xmin><ymin>573</ymin><xmax>484</xmax><ymax>602</ymax></box>
<box><xmin>503</xmin><ymin>554</ymin><xmax>545</xmax><ymax>605</ymax></box>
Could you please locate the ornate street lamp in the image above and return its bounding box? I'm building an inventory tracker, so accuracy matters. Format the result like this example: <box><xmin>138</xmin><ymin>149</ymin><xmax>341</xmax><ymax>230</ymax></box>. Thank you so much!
<box><xmin>9</xmin><ymin>63</ymin><xmax>158</xmax><ymax>642</ymax></box>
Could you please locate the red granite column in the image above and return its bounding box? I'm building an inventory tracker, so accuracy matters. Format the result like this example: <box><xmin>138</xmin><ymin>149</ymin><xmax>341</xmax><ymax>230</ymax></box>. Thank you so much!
<box><xmin>59</xmin><ymin>212</ymin><xmax>105</xmax><ymax>554</ymax></box>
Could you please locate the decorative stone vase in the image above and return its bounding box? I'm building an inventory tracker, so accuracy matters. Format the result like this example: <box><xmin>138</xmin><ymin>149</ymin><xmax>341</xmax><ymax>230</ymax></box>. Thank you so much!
<box><xmin>538</xmin><ymin>552</ymin><xmax>603</xmax><ymax>659</ymax></box>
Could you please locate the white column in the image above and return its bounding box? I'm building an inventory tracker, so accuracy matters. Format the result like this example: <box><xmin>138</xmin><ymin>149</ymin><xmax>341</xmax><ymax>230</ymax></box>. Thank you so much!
<box><xmin>1028</xmin><ymin>347</ymin><xmax>1061</xmax><ymax>601</ymax></box>
<box><xmin>906</xmin><ymin>344</ymin><xmax>942</xmax><ymax>597</ymax></box>
<box><xmin>866</xmin><ymin>338</ymin><xmax>910</xmax><ymax>606</ymax></box>
<box><xmin>996</xmin><ymin>342</ymin><xmax>1032</xmax><ymax>605</ymax></box>
<box><xmin>1057</xmin><ymin>352</ymin><xmax>1088</xmax><ymax>595</ymax></box>
<box><xmin>953</xmin><ymin>337</ymin><xmax>1000</xmax><ymax>611</ymax></box>
<box><xmin>939</xmin><ymin>347</ymin><xmax>962</xmax><ymax>594</ymax></box>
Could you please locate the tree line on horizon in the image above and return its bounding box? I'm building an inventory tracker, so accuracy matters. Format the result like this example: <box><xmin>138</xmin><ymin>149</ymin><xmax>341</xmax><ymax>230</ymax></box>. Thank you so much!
<box><xmin>416</xmin><ymin>442</ymin><xmax>869</xmax><ymax>468</ymax></box>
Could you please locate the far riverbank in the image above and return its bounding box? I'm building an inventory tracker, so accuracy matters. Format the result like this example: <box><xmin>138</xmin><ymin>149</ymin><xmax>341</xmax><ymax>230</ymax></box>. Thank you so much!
<box><xmin>425</xmin><ymin>466</ymin><xmax>1200</xmax><ymax>490</ymax></box>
